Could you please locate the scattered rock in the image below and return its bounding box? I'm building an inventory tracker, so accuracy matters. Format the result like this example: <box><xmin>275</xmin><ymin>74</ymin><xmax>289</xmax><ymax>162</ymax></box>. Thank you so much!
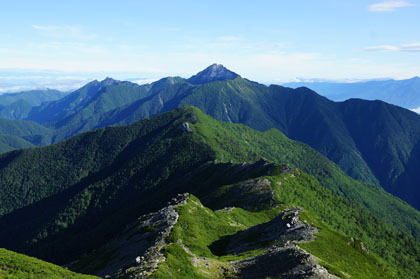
<box><xmin>78</xmin><ymin>193</ymin><xmax>189</xmax><ymax>278</ymax></box>
<box><xmin>180</xmin><ymin>122</ymin><xmax>192</xmax><ymax>133</ymax></box>
<box><xmin>222</xmin><ymin>207</ymin><xmax>339</xmax><ymax>279</ymax></box>
<box><xmin>360</xmin><ymin>241</ymin><xmax>369</xmax><ymax>253</ymax></box>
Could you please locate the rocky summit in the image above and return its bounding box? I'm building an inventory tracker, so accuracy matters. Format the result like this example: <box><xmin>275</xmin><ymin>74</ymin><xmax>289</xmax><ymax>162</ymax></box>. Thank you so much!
<box><xmin>187</xmin><ymin>63</ymin><xmax>240</xmax><ymax>84</ymax></box>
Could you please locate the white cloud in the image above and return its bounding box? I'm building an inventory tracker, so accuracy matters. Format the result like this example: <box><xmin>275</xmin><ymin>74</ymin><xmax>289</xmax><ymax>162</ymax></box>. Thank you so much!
<box><xmin>217</xmin><ymin>36</ymin><xmax>241</xmax><ymax>42</ymax></box>
<box><xmin>130</xmin><ymin>78</ymin><xmax>159</xmax><ymax>85</ymax></box>
<box><xmin>31</xmin><ymin>24</ymin><xmax>96</xmax><ymax>40</ymax></box>
<box><xmin>33</xmin><ymin>41</ymin><xmax>106</xmax><ymax>54</ymax></box>
<box><xmin>0</xmin><ymin>77</ymin><xmax>92</xmax><ymax>93</ymax></box>
<box><xmin>364</xmin><ymin>45</ymin><xmax>400</xmax><ymax>51</ymax></box>
<box><xmin>401</xmin><ymin>43</ymin><xmax>420</xmax><ymax>51</ymax></box>
<box><xmin>364</xmin><ymin>42</ymin><xmax>420</xmax><ymax>52</ymax></box>
<box><xmin>411</xmin><ymin>107</ymin><xmax>420</xmax><ymax>113</ymax></box>
<box><xmin>368</xmin><ymin>1</ymin><xmax>414</xmax><ymax>12</ymax></box>
<box><xmin>32</xmin><ymin>25</ymin><xmax>60</xmax><ymax>31</ymax></box>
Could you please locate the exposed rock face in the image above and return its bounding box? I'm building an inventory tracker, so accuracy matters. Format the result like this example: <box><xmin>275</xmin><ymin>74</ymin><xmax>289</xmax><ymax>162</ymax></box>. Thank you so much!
<box><xmin>187</xmin><ymin>64</ymin><xmax>240</xmax><ymax>85</ymax></box>
<box><xmin>73</xmin><ymin>192</ymin><xmax>339</xmax><ymax>279</ymax></box>
<box><xmin>213</xmin><ymin>208</ymin><xmax>318</xmax><ymax>256</ymax></box>
<box><xmin>220</xmin><ymin>207</ymin><xmax>340</xmax><ymax>279</ymax></box>
<box><xmin>122</xmin><ymin>194</ymin><xmax>189</xmax><ymax>278</ymax></box>
<box><xmin>73</xmin><ymin>193</ymin><xmax>189</xmax><ymax>278</ymax></box>
<box><xmin>180</xmin><ymin>122</ymin><xmax>193</xmax><ymax>133</ymax></box>
<box><xmin>233</xmin><ymin>245</ymin><xmax>338</xmax><ymax>279</ymax></box>
<box><xmin>101</xmin><ymin>77</ymin><xmax>120</xmax><ymax>86</ymax></box>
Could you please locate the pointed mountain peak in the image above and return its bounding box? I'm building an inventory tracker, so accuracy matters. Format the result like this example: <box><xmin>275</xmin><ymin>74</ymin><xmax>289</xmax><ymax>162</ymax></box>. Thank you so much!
<box><xmin>187</xmin><ymin>63</ymin><xmax>240</xmax><ymax>85</ymax></box>
<box><xmin>101</xmin><ymin>77</ymin><xmax>120</xmax><ymax>86</ymax></box>
<box><xmin>82</xmin><ymin>77</ymin><xmax>120</xmax><ymax>89</ymax></box>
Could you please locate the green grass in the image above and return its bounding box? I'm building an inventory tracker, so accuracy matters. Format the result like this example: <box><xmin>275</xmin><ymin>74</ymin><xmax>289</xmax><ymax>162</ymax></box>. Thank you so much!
<box><xmin>152</xmin><ymin>195</ymin><xmax>281</xmax><ymax>279</ymax></box>
<box><xmin>168</xmin><ymin>195</ymin><xmax>282</xmax><ymax>260</ymax></box>
<box><xmin>0</xmin><ymin>248</ymin><xmax>98</xmax><ymax>279</ymax></box>
<box><xmin>266</xmin><ymin>171</ymin><xmax>420</xmax><ymax>278</ymax></box>
<box><xmin>175</xmin><ymin>166</ymin><xmax>420</xmax><ymax>278</ymax></box>
<box><xmin>152</xmin><ymin>242</ymin><xmax>211</xmax><ymax>279</ymax></box>
<box><xmin>152</xmin><ymin>186</ymin><xmax>411</xmax><ymax>278</ymax></box>
<box><xmin>1</xmin><ymin>107</ymin><xmax>420</xmax><ymax>278</ymax></box>
<box><xmin>190</xmin><ymin>107</ymin><xmax>420</xmax><ymax>243</ymax></box>
<box><xmin>298</xmin><ymin>211</ymin><xmax>394</xmax><ymax>279</ymax></box>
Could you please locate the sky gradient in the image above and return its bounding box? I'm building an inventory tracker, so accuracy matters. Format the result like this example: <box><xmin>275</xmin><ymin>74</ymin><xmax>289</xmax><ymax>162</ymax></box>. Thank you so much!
<box><xmin>0</xmin><ymin>0</ymin><xmax>419</xmax><ymax>90</ymax></box>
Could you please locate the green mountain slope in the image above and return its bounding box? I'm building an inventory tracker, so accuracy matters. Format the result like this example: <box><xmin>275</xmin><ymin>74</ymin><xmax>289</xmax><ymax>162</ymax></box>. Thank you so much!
<box><xmin>0</xmin><ymin>89</ymin><xmax>66</xmax><ymax>106</ymax></box>
<box><xmin>0</xmin><ymin>107</ymin><xmax>420</xmax><ymax>278</ymax></box>
<box><xmin>0</xmin><ymin>89</ymin><xmax>67</xmax><ymax>120</ymax></box>
<box><xmin>26</xmin><ymin>77</ymin><xmax>183</xmax><ymax>129</ymax></box>
<box><xmin>27</xmin><ymin>78</ymin><xmax>149</xmax><ymax>125</ymax></box>
<box><xmin>0</xmin><ymin>119</ymin><xmax>53</xmax><ymax>152</ymax></box>
<box><xmin>70</xmin><ymin>72</ymin><xmax>420</xmax><ymax>211</ymax></box>
<box><xmin>0</xmin><ymin>248</ymin><xmax>98</xmax><ymax>279</ymax></box>
<box><xmin>61</xmin><ymin>77</ymin><xmax>377</xmax><ymax>185</ymax></box>
<box><xmin>2</xmin><ymin>66</ymin><xmax>419</xmax><ymax>212</ymax></box>
<box><xmin>74</xmin><ymin>189</ymin><xmax>406</xmax><ymax>279</ymax></box>
<box><xmin>0</xmin><ymin>134</ymin><xmax>34</xmax><ymax>153</ymax></box>
<box><xmin>0</xmin><ymin>118</ymin><xmax>52</xmax><ymax>136</ymax></box>
<box><xmin>71</xmin><ymin>164</ymin><xmax>419</xmax><ymax>278</ymax></box>
<box><xmin>0</xmin><ymin>77</ymin><xmax>183</xmax><ymax>154</ymax></box>
<box><xmin>0</xmin><ymin>100</ymin><xmax>33</xmax><ymax>120</ymax></box>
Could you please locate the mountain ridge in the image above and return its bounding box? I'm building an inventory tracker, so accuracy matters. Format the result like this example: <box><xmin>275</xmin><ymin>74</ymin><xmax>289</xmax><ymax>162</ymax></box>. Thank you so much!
<box><xmin>282</xmin><ymin>76</ymin><xmax>420</xmax><ymax>110</ymax></box>
<box><xmin>1</xmin><ymin>107</ymin><xmax>419</xmax><ymax>277</ymax></box>
<box><xmin>0</xmin><ymin>107</ymin><xmax>419</xmax><ymax>278</ymax></box>
<box><xmin>58</xmin><ymin>74</ymin><xmax>420</xmax><ymax>210</ymax></box>
<box><xmin>1</xmin><ymin>64</ymin><xmax>420</xmax><ymax>211</ymax></box>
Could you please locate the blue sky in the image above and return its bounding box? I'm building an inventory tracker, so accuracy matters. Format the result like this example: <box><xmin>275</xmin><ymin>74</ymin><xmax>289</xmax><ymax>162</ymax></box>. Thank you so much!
<box><xmin>0</xmin><ymin>0</ymin><xmax>419</xmax><ymax>89</ymax></box>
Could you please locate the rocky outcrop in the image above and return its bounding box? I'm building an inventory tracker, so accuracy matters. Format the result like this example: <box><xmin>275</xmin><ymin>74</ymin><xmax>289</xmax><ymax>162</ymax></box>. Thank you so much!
<box><xmin>72</xmin><ymin>194</ymin><xmax>189</xmax><ymax>278</ymax></box>
<box><xmin>213</xmin><ymin>208</ymin><xmax>317</xmax><ymax>255</ymax></box>
<box><xmin>187</xmin><ymin>64</ymin><xmax>240</xmax><ymax>85</ymax></box>
<box><xmin>211</xmin><ymin>207</ymin><xmax>339</xmax><ymax>279</ymax></box>
<box><xmin>180</xmin><ymin>122</ymin><xmax>192</xmax><ymax>133</ymax></box>
<box><xmin>73</xmin><ymin>192</ymin><xmax>339</xmax><ymax>279</ymax></box>
<box><xmin>121</xmin><ymin>194</ymin><xmax>189</xmax><ymax>278</ymax></box>
<box><xmin>232</xmin><ymin>244</ymin><xmax>339</xmax><ymax>279</ymax></box>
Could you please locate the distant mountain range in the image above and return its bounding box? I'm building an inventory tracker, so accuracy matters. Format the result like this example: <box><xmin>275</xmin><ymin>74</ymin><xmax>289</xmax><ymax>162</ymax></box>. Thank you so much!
<box><xmin>0</xmin><ymin>89</ymin><xmax>67</xmax><ymax>121</ymax></box>
<box><xmin>1</xmin><ymin>64</ymin><xmax>420</xmax><ymax>213</ymax></box>
<box><xmin>1</xmin><ymin>107</ymin><xmax>420</xmax><ymax>278</ymax></box>
<box><xmin>0</xmin><ymin>89</ymin><xmax>67</xmax><ymax>106</ymax></box>
<box><xmin>1</xmin><ymin>64</ymin><xmax>420</xmax><ymax>277</ymax></box>
<box><xmin>282</xmin><ymin>77</ymin><xmax>420</xmax><ymax>111</ymax></box>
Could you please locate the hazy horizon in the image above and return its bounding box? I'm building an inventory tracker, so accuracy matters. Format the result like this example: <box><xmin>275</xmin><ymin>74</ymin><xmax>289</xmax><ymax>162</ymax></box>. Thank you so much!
<box><xmin>1</xmin><ymin>0</ymin><xmax>420</xmax><ymax>92</ymax></box>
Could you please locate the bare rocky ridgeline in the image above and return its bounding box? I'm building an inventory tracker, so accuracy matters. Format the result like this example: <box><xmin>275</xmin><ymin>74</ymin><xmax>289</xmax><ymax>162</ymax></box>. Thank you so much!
<box><xmin>73</xmin><ymin>193</ymin><xmax>189</xmax><ymax>278</ymax></box>
<box><xmin>223</xmin><ymin>207</ymin><xmax>340</xmax><ymax>279</ymax></box>
<box><xmin>73</xmin><ymin>187</ymin><xmax>338</xmax><ymax>278</ymax></box>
